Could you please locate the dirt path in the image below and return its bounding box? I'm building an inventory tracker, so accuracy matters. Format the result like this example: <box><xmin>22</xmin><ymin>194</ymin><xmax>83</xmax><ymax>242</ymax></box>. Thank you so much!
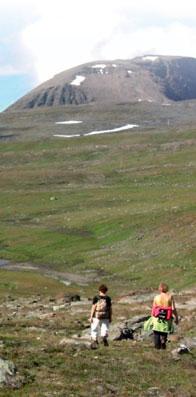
<box><xmin>0</xmin><ymin>259</ymin><xmax>100</xmax><ymax>286</ymax></box>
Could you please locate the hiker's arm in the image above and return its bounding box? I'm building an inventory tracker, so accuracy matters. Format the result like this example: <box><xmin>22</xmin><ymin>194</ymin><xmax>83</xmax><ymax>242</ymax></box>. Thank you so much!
<box><xmin>151</xmin><ymin>297</ymin><xmax>157</xmax><ymax>316</ymax></box>
<box><xmin>109</xmin><ymin>305</ymin><xmax>112</xmax><ymax>323</ymax></box>
<box><xmin>172</xmin><ymin>296</ymin><xmax>179</xmax><ymax>324</ymax></box>
<box><xmin>90</xmin><ymin>304</ymin><xmax>97</xmax><ymax>323</ymax></box>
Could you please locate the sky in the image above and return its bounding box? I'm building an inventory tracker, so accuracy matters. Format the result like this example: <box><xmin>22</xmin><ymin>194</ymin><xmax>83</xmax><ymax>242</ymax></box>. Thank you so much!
<box><xmin>1</xmin><ymin>0</ymin><xmax>196</xmax><ymax>111</ymax></box>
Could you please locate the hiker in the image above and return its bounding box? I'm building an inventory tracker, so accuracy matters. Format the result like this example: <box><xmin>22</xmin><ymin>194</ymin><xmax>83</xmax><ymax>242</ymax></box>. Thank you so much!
<box><xmin>151</xmin><ymin>282</ymin><xmax>178</xmax><ymax>349</ymax></box>
<box><xmin>90</xmin><ymin>284</ymin><xmax>112</xmax><ymax>349</ymax></box>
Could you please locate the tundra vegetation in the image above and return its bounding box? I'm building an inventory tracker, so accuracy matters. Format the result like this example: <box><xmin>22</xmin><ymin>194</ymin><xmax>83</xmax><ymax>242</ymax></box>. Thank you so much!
<box><xmin>0</xmin><ymin>107</ymin><xmax>195</xmax><ymax>396</ymax></box>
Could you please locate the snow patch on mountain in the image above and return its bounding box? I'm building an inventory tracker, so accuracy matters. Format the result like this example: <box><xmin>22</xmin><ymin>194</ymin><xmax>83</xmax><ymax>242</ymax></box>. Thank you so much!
<box><xmin>54</xmin><ymin>134</ymin><xmax>81</xmax><ymax>138</ymax></box>
<box><xmin>55</xmin><ymin>120</ymin><xmax>83</xmax><ymax>125</ymax></box>
<box><xmin>70</xmin><ymin>75</ymin><xmax>86</xmax><ymax>86</ymax></box>
<box><xmin>142</xmin><ymin>56</ymin><xmax>159</xmax><ymax>62</ymax></box>
<box><xmin>91</xmin><ymin>64</ymin><xmax>107</xmax><ymax>69</ymax></box>
<box><xmin>85</xmin><ymin>124</ymin><xmax>138</xmax><ymax>136</ymax></box>
<box><xmin>54</xmin><ymin>123</ymin><xmax>139</xmax><ymax>139</ymax></box>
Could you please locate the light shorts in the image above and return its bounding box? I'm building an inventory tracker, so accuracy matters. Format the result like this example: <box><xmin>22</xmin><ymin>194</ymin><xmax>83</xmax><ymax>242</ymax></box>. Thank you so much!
<box><xmin>91</xmin><ymin>318</ymin><xmax>109</xmax><ymax>340</ymax></box>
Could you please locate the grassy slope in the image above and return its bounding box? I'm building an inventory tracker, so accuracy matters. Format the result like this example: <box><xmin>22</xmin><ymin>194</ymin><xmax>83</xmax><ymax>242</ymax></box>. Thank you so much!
<box><xmin>0</xmin><ymin>127</ymin><xmax>195</xmax><ymax>291</ymax></box>
<box><xmin>0</xmin><ymin>124</ymin><xmax>196</xmax><ymax>396</ymax></box>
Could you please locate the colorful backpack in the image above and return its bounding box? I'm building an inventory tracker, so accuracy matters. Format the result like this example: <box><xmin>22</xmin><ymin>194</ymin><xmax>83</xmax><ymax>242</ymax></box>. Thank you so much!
<box><xmin>152</xmin><ymin>305</ymin><xmax>172</xmax><ymax>320</ymax></box>
<box><xmin>95</xmin><ymin>296</ymin><xmax>109</xmax><ymax>319</ymax></box>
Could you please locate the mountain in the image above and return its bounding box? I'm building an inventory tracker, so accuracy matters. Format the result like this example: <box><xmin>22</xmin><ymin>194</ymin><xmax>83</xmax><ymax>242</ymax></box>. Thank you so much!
<box><xmin>6</xmin><ymin>55</ymin><xmax>196</xmax><ymax>111</ymax></box>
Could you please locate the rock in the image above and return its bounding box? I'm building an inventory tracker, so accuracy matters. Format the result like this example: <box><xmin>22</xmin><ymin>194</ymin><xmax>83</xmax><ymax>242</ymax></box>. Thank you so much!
<box><xmin>176</xmin><ymin>298</ymin><xmax>196</xmax><ymax>310</ymax></box>
<box><xmin>118</xmin><ymin>294</ymin><xmax>154</xmax><ymax>304</ymax></box>
<box><xmin>177</xmin><ymin>344</ymin><xmax>191</xmax><ymax>354</ymax></box>
<box><xmin>64</xmin><ymin>294</ymin><xmax>81</xmax><ymax>303</ymax></box>
<box><xmin>144</xmin><ymin>387</ymin><xmax>164</xmax><ymax>397</ymax></box>
<box><xmin>171</xmin><ymin>349</ymin><xmax>181</xmax><ymax>361</ymax></box>
<box><xmin>106</xmin><ymin>321</ymin><xmax>122</xmax><ymax>340</ymax></box>
<box><xmin>7</xmin><ymin>296</ymin><xmax>15</xmax><ymax>302</ymax></box>
<box><xmin>52</xmin><ymin>304</ymin><xmax>70</xmax><ymax>311</ymax></box>
<box><xmin>71</xmin><ymin>294</ymin><xmax>81</xmax><ymax>302</ymax></box>
<box><xmin>30</xmin><ymin>299</ymin><xmax>39</xmax><ymax>304</ymax></box>
<box><xmin>49</xmin><ymin>297</ymin><xmax>56</xmax><ymax>302</ymax></box>
<box><xmin>106</xmin><ymin>383</ymin><xmax>118</xmax><ymax>394</ymax></box>
<box><xmin>112</xmin><ymin>315</ymin><xmax>151</xmax><ymax>341</ymax></box>
<box><xmin>63</xmin><ymin>296</ymin><xmax>72</xmax><ymax>303</ymax></box>
<box><xmin>96</xmin><ymin>384</ymin><xmax>105</xmax><ymax>394</ymax></box>
<box><xmin>0</xmin><ymin>358</ymin><xmax>18</xmax><ymax>388</ymax></box>
<box><xmin>182</xmin><ymin>337</ymin><xmax>196</xmax><ymax>349</ymax></box>
<box><xmin>113</xmin><ymin>325</ymin><xmax>134</xmax><ymax>341</ymax></box>
<box><xmin>130</xmin><ymin>315</ymin><xmax>154</xmax><ymax>340</ymax></box>
<box><xmin>0</xmin><ymin>260</ymin><xmax>9</xmax><ymax>267</ymax></box>
<box><xmin>38</xmin><ymin>312</ymin><xmax>56</xmax><ymax>319</ymax></box>
<box><xmin>109</xmin><ymin>315</ymin><xmax>149</xmax><ymax>341</ymax></box>
<box><xmin>171</xmin><ymin>343</ymin><xmax>191</xmax><ymax>360</ymax></box>
<box><xmin>126</xmin><ymin>314</ymin><xmax>150</xmax><ymax>328</ymax></box>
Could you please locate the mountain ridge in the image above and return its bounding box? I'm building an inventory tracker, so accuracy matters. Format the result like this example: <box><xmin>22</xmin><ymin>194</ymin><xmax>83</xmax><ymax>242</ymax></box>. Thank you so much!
<box><xmin>6</xmin><ymin>55</ymin><xmax>196</xmax><ymax>111</ymax></box>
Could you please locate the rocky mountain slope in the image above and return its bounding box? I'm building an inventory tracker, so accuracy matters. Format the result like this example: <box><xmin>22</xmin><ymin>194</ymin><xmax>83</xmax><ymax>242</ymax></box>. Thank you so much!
<box><xmin>7</xmin><ymin>55</ymin><xmax>196</xmax><ymax>111</ymax></box>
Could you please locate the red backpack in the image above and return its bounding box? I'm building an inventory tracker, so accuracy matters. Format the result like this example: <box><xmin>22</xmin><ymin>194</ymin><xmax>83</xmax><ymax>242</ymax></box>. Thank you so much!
<box><xmin>152</xmin><ymin>306</ymin><xmax>172</xmax><ymax>320</ymax></box>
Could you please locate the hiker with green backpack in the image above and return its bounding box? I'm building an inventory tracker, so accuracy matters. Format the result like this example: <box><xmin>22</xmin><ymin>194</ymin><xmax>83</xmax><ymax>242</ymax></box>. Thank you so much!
<box><xmin>90</xmin><ymin>284</ymin><xmax>112</xmax><ymax>349</ymax></box>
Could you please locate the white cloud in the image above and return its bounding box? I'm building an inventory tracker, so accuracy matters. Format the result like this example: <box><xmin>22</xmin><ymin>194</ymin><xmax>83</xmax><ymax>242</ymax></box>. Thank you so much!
<box><xmin>2</xmin><ymin>0</ymin><xmax>196</xmax><ymax>86</ymax></box>
<box><xmin>21</xmin><ymin>0</ymin><xmax>122</xmax><ymax>82</ymax></box>
<box><xmin>0</xmin><ymin>0</ymin><xmax>39</xmax><ymax>79</ymax></box>
<box><xmin>0</xmin><ymin>65</ymin><xmax>22</xmax><ymax>76</ymax></box>
<box><xmin>99</xmin><ymin>22</ymin><xmax>196</xmax><ymax>60</ymax></box>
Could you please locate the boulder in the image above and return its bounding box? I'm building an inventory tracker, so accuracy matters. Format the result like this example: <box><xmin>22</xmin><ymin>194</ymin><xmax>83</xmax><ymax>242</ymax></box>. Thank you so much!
<box><xmin>63</xmin><ymin>294</ymin><xmax>81</xmax><ymax>303</ymax></box>
<box><xmin>182</xmin><ymin>337</ymin><xmax>196</xmax><ymax>349</ymax></box>
<box><xmin>113</xmin><ymin>325</ymin><xmax>134</xmax><ymax>341</ymax></box>
<box><xmin>171</xmin><ymin>343</ymin><xmax>191</xmax><ymax>360</ymax></box>
<box><xmin>0</xmin><ymin>358</ymin><xmax>16</xmax><ymax>383</ymax></box>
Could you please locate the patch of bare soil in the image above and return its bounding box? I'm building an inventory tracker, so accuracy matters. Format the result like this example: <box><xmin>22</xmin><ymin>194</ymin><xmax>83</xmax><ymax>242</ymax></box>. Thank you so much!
<box><xmin>0</xmin><ymin>260</ymin><xmax>101</xmax><ymax>285</ymax></box>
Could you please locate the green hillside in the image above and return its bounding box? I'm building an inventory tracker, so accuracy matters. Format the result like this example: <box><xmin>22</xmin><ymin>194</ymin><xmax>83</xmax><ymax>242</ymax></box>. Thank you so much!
<box><xmin>0</xmin><ymin>119</ymin><xmax>195</xmax><ymax>396</ymax></box>
<box><xmin>0</xmin><ymin>124</ymin><xmax>195</xmax><ymax>291</ymax></box>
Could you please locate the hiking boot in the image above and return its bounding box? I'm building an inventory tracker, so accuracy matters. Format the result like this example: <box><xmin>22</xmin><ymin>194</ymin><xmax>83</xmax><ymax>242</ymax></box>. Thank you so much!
<box><xmin>102</xmin><ymin>337</ymin><xmax>109</xmax><ymax>347</ymax></box>
<box><xmin>90</xmin><ymin>340</ymin><xmax>98</xmax><ymax>349</ymax></box>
